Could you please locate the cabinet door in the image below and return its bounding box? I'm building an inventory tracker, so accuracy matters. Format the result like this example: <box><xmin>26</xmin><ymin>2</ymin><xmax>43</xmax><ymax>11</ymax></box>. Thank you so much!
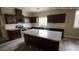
<box><xmin>4</xmin><ymin>14</ymin><xmax>16</xmax><ymax>24</ymax></box>
<box><xmin>24</xmin><ymin>34</ymin><xmax>29</xmax><ymax>44</ymax></box>
<box><xmin>15</xmin><ymin>9</ymin><xmax>22</xmax><ymax>16</ymax></box>
<box><xmin>31</xmin><ymin>36</ymin><xmax>40</xmax><ymax>47</ymax></box>
<box><xmin>24</xmin><ymin>34</ymin><xmax>40</xmax><ymax>47</ymax></box>
<box><xmin>40</xmin><ymin>38</ymin><xmax>59</xmax><ymax>51</ymax></box>
<box><xmin>24</xmin><ymin>34</ymin><xmax>32</xmax><ymax>45</ymax></box>
<box><xmin>28</xmin><ymin>17</ymin><xmax>37</xmax><ymax>23</ymax></box>
<box><xmin>15</xmin><ymin>9</ymin><xmax>23</xmax><ymax>23</ymax></box>
<box><xmin>47</xmin><ymin>14</ymin><xmax>65</xmax><ymax>23</ymax></box>
<box><xmin>7</xmin><ymin>29</ymin><xmax>21</xmax><ymax>40</ymax></box>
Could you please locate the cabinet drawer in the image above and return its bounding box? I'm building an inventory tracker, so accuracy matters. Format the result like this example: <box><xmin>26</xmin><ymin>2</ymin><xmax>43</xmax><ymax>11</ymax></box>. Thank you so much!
<box><xmin>7</xmin><ymin>29</ymin><xmax>21</xmax><ymax>40</ymax></box>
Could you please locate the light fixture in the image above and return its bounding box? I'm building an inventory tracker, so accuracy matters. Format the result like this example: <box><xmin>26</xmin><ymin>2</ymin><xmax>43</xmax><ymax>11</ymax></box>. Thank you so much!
<box><xmin>36</xmin><ymin>8</ymin><xmax>39</xmax><ymax>10</ymax></box>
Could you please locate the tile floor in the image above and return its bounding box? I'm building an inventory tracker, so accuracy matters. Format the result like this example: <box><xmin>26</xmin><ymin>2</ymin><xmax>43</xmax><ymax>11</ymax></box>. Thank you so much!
<box><xmin>0</xmin><ymin>37</ymin><xmax>79</xmax><ymax>51</ymax></box>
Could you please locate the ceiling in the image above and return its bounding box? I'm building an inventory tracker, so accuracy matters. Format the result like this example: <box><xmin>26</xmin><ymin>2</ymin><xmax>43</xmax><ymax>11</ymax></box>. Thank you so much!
<box><xmin>16</xmin><ymin>7</ymin><xmax>78</xmax><ymax>13</ymax></box>
<box><xmin>3</xmin><ymin>7</ymin><xmax>77</xmax><ymax>13</ymax></box>
<box><xmin>16</xmin><ymin>7</ymin><xmax>53</xmax><ymax>12</ymax></box>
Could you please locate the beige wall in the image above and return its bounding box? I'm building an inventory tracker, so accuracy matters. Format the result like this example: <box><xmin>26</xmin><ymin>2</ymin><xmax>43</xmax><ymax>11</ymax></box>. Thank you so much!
<box><xmin>33</xmin><ymin>9</ymin><xmax>79</xmax><ymax>39</ymax></box>
<box><xmin>64</xmin><ymin>9</ymin><xmax>79</xmax><ymax>38</ymax></box>
<box><xmin>0</xmin><ymin>8</ymin><xmax>8</xmax><ymax>41</ymax></box>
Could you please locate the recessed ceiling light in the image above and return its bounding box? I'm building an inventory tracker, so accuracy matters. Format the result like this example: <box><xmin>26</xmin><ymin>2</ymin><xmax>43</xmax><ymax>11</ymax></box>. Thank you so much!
<box><xmin>36</xmin><ymin>8</ymin><xmax>39</xmax><ymax>10</ymax></box>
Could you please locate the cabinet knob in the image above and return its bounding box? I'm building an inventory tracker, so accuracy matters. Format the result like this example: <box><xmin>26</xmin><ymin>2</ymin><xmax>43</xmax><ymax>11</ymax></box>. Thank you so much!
<box><xmin>29</xmin><ymin>45</ymin><xmax>32</xmax><ymax>48</ymax></box>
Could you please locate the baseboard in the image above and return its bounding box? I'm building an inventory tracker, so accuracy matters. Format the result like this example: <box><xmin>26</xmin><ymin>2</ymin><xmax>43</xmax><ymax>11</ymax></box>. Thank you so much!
<box><xmin>64</xmin><ymin>35</ymin><xmax>79</xmax><ymax>39</ymax></box>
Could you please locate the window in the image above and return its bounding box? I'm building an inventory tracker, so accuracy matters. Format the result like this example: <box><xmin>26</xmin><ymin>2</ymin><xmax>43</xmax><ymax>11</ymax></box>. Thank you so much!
<box><xmin>74</xmin><ymin>10</ymin><xmax>79</xmax><ymax>28</ymax></box>
<box><xmin>38</xmin><ymin>17</ymin><xmax>47</xmax><ymax>26</ymax></box>
<box><xmin>24</xmin><ymin>18</ymin><xmax>29</xmax><ymax>23</ymax></box>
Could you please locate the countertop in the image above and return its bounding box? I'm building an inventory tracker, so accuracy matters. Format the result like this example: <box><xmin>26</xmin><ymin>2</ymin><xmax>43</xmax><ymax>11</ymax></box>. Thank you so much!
<box><xmin>5</xmin><ymin>28</ymin><xmax>20</xmax><ymax>31</ymax></box>
<box><xmin>23</xmin><ymin>29</ymin><xmax>62</xmax><ymax>41</ymax></box>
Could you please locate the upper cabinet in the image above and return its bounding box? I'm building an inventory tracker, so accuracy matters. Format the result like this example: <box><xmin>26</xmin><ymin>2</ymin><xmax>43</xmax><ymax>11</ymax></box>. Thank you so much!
<box><xmin>47</xmin><ymin>14</ymin><xmax>66</xmax><ymax>23</ymax></box>
<box><xmin>4</xmin><ymin>8</ymin><xmax>37</xmax><ymax>24</ymax></box>
<box><xmin>4</xmin><ymin>8</ymin><xmax>23</xmax><ymax>24</ymax></box>
<box><xmin>15</xmin><ymin>8</ymin><xmax>23</xmax><ymax>23</ymax></box>
<box><xmin>28</xmin><ymin>17</ymin><xmax>37</xmax><ymax>23</ymax></box>
<box><xmin>15</xmin><ymin>9</ymin><xmax>22</xmax><ymax>16</ymax></box>
<box><xmin>4</xmin><ymin>14</ymin><xmax>16</xmax><ymax>24</ymax></box>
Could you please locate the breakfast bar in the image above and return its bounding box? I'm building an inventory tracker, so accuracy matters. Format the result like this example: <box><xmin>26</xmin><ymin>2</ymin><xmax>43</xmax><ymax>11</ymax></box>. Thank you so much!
<box><xmin>23</xmin><ymin>29</ymin><xmax>62</xmax><ymax>51</ymax></box>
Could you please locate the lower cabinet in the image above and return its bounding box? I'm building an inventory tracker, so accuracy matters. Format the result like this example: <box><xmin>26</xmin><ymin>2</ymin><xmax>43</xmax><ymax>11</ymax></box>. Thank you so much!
<box><xmin>39</xmin><ymin>38</ymin><xmax>59</xmax><ymax>51</ymax></box>
<box><xmin>24</xmin><ymin>34</ymin><xmax>59</xmax><ymax>51</ymax></box>
<box><xmin>7</xmin><ymin>29</ymin><xmax>21</xmax><ymax>40</ymax></box>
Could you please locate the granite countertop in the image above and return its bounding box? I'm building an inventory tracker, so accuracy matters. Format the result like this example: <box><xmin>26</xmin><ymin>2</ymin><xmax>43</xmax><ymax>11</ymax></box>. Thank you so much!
<box><xmin>5</xmin><ymin>28</ymin><xmax>20</xmax><ymax>31</ymax></box>
<box><xmin>23</xmin><ymin>29</ymin><xmax>62</xmax><ymax>41</ymax></box>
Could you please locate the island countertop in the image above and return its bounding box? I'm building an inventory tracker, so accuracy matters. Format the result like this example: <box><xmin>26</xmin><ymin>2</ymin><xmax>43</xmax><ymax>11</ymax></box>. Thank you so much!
<box><xmin>23</xmin><ymin>29</ymin><xmax>62</xmax><ymax>41</ymax></box>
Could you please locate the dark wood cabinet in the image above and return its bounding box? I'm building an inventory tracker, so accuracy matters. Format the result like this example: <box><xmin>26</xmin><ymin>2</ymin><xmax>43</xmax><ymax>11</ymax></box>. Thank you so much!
<box><xmin>28</xmin><ymin>17</ymin><xmax>37</xmax><ymax>23</ymax></box>
<box><xmin>47</xmin><ymin>14</ymin><xmax>66</xmax><ymax>23</ymax></box>
<box><xmin>24</xmin><ymin>35</ymin><xmax>39</xmax><ymax>46</ymax></box>
<box><xmin>24</xmin><ymin>34</ymin><xmax>59</xmax><ymax>51</ymax></box>
<box><xmin>15</xmin><ymin>9</ymin><xmax>22</xmax><ymax>16</ymax></box>
<box><xmin>39</xmin><ymin>38</ymin><xmax>59</xmax><ymax>51</ymax></box>
<box><xmin>15</xmin><ymin>8</ymin><xmax>23</xmax><ymax>23</ymax></box>
<box><xmin>4</xmin><ymin>14</ymin><xmax>16</xmax><ymax>24</ymax></box>
<box><xmin>7</xmin><ymin>29</ymin><xmax>21</xmax><ymax>40</ymax></box>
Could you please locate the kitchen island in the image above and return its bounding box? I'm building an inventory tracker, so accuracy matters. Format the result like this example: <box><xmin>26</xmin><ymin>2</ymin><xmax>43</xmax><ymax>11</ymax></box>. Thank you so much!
<box><xmin>23</xmin><ymin>29</ymin><xmax>62</xmax><ymax>51</ymax></box>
